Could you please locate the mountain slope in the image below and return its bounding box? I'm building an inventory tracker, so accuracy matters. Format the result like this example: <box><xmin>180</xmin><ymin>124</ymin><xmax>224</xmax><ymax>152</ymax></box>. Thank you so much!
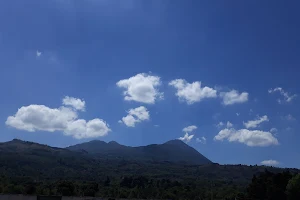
<box><xmin>0</xmin><ymin>139</ymin><xmax>299</xmax><ymax>185</ymax></box>
<box><xmin>66</xmin><ymin>139</ymin><xmax>212</xmax><ymax>165</ymax></box>
<box><xmin>0</xmin><ymin>139</ymin><xmax>299</xmax><ymax>199</ymax></box>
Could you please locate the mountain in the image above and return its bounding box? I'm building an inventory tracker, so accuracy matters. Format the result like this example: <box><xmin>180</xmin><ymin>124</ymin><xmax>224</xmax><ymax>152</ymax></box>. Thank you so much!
<box><xmin>0</xmin><ymin>139</ymin><xmax>299</xmax><ymax>199</ymax></box>
<box><xmin>66</xmin><ymin>139</ymin><xmax>212</xmax><ymax>165</ymax></box>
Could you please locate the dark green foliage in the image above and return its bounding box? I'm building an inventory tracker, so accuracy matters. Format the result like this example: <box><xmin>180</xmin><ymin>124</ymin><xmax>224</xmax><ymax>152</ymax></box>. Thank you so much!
<box><xmin>56</xmin><ymin>181</ymin><xmax>75</xmax><ymax>196</ymax></box>
<box><xmin>247</xmin><ymin>170</ymin><xmax>297</xmax><ymax>200</ymax></box>
<box><xmin>286</xmin><ymin>174</ymin><xmax>300</xmax><ymax>200</ymax></box>
<box><xmin>0</xmin><ymin>139</ymin><xmax>299</xmax><ymax>199</ymax></box>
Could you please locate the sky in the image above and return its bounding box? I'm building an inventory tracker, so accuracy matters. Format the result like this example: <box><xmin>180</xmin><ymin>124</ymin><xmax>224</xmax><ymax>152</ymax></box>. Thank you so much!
<box><xmin>0</xmin><ymin>0</ymin><xmax>299</xmax><ymax>168</ymax></box>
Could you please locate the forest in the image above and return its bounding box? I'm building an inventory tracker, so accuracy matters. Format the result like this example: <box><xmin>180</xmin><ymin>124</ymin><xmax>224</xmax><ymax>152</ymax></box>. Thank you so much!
<box><xmin>1</xmin><ymin>169</ymin><xmax>300</xmax><ymax>200</ymax></box>
<box><xmin>0</xmin><ymin>140</ymin><xmax>300</xmax><ymax>199</ymax></box>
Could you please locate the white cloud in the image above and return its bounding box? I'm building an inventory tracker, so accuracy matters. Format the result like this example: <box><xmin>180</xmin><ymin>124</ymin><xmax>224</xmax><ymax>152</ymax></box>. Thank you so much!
<box><xmin>196</xmin><ymin>137</ymin><xmax>206</xmax><ymax>144</ymax></box>
<box><xmin>243</xmin><ymin>115</ymin><xmax>269</xmax><ymax>129</ymax></box>
<box><xmin>154</xmin><ymin>125</ymin><xmax>159</xmax><ymax>127</ymax></box>
<box><xmin>116</xmin><ymin>73</ymin><xmax>163</xmax><ymax>104</ymax></box>
<box><xmin>6</xmin><ymin>105</ymin><xmax>77</xmax><ymax>132</ymax></box>
<box><xmin>220</xmin><ymin>90</ymin><xmax>248</xmax><ymax>105</ymax></box>
<box><xmin>217</xmin><ymin>121</ymin><xmax>232</xmax><ymax>128</ymax></box>
<box><xmin>283</xmin><ymin>114</ymin><xmax>296</xmax><ymax>121</ymax></box>
<box><xmin>216</xmin><ymin>122</ymin><xmax>224</xmax><ymax>128</ymax></box>
<box><xmin>236</xmin><ymin>113</ymin><xmax>240</xmax><ymax>116</ymax></box>
<box><xmin>261</xmin><ymin>160</ymin><xmax>279</xmax><ymax>166</ymax></box>
<box><xmin>36</xmin><ymin>50</ymin><xmax>42</xmax><ymax>57</ymax></box>
<box><xmin>6</xmin><ymin>102</ymin><xmax>111</xmax><ymax>139</ymax></box>
<box><xmin>214</xmin><ymin>128</ymin><xmax>279</xmax><ymax>147</ymax></box>
<box><xmin>182</xmin><ymin>125</ymin><xmax>197</xmax><ymax>133</ymax></box>
<box><xmin>268</xmin><ymin>87</ymin><xmax>297</xmax><ymax>103</ymax></box>
<box><xmin>169</xmin><ymin>79</ymin><xmax>217</xmax><ymax>104</ymax></box>
<box><xmin>270</xmin><ymin>128</ymin><xmax>278</xmax><ymax>133</ymax></box>
<box><xmin>226</xmin><ymin>121</ymin><xmax>233</xmax><ymax>128</ymax></box>
<box><xmin>62</xmin><ymin>96</ymin><xmax>86</xmax><ymax>111</ymax></box>
<box><xmin>178</xmin><ymin>133</ymin><xmax>194</xmax><ymax>143</ymax></box>
<box><xmin>120</xmin><ymin>106</ymin><xmax>150</xmax><ymax>127</ymax></box>
<box><xmin>64</xmin><ymin>118</ymin><xmax>110</xmax><ymax>139</ymax></box>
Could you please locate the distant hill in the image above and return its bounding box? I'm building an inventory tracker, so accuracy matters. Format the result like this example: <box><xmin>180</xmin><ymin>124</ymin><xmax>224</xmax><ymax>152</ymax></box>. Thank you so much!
<box><xmin>66</xmin><ymin>139</ymin><xmax>212</xmax><ymax>165</ymax></box>
<box><xmin>0</xmin><ymin>138</ymin><xmax>299</xmax><ymax>198</ymax></box>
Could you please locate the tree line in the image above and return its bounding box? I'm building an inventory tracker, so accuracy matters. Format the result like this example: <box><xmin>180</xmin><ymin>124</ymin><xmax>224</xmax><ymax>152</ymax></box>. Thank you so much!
<box><xmin>0</xmin><ymin>170</ymin><xmax>299</xmax><ymax>199</ymax></box>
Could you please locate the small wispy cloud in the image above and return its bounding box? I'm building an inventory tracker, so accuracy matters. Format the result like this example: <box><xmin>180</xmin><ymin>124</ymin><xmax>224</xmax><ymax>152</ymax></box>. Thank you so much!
<box><xmin>268</xmin><ymin>87</ymin><xmax>297</xmax><ymax>103</ymax></box>
<box><xmin>196</xmin><ymin>137</ymin><xmax>206</xmax><ymax>144</ymax></box>
<box><xmin>217</xmin><ymin>121</ymin><xmax>233</xmax><ymax>128</ymax></box>
<box><xmin>270</xmin><ymin>128</ymin><xmax>278</xmax><ymax>133</ymax></box>
<box><xmin>282</xmin><ymin>114</ymin><xmax>296</xmax><ymax>121</ymax></box>
<box><xmin>36</xmin><ymin>50</ymin><xmax>42</xmax><ymax>57</ymax></box>
<box><xmin>178</xmin><ymin>133</ymin><xmax>194</xmax><ymax>143</ymax></box>
<box><xmin>182</xmin><ymin>125</ymin><xmax>197</xmax><ymax>133</ymax></box>
<box><xmin>243</xmin><ymin>115</ymin><xmax>269</xmax><ymax>129</ymax></box>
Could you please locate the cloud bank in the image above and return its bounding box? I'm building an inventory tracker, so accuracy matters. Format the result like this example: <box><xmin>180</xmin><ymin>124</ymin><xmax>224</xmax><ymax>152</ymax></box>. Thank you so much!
<box><xmin>6</xmin><ymin>97</ymin><xmax>111</xmax><ymax>139</ymax></box>
<box><xmin>214</xmin><ymin>128</ymin><xmax>278</xmax><ymax>147</ymax></box>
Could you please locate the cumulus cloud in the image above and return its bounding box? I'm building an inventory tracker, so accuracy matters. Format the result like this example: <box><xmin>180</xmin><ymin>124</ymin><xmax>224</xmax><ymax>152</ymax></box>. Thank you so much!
<box><xmin>214</xmin><ymin>128</ymin><xmax>279</xmax><ymax>147</ymax></box>
<box><xmin>261</xmin><ymin>160</ymin><xmax>279</xmax><ymax>166</ymax></box>
<box><xmin>120</xmin><ymin>106</ymin><xmax>150</xmax><ymax>127</ymax></box>
<box><xmin>268</xmin><ymin>87</ymin><xmax>297</xmax><ymax>103</ymax></box>
<box><xmin>169</xmin><ymin>79</ymin><xmax>217</xmax><ymax>104</ymax></box>
<box><xmin>62</xmin><ymin>96</ymin><xmax>86</xmax><ymax>111</ymax></box>
<box><xmin>64</xmin><ymin>118</ymin><xmax>110</xmax><ymax>139</ymax></box>
<box><xmin>196</xmin><ymin>137</ymin><xmax>206</xmax><ymax>144</ymax></box>
<box><xmin>182</xmin><ymin>125</ymin><xmax>197</xmax><ymax>133</ymax></box>
<box><xmin>116</xmin><ymin>73</ymin><xmax>163</xmax><ymax>104</ymax></box>
<box><xmin>178</xmin><ymin>133</ymin><xmax>194</xmax><ymax>143</ymax></box>
<box><xmin>6</xmin><ymin>100</ymin><xmax>111</xmax><ymax>139</ymax></box>
<box><xmin>220</xmin><ymin>90</ymin><xmax>248</xmax><ymax>105</ymax></box>
<box><xmin>6</xmin><ymin>105</ymin><xmax>77</xmax><ymax>132</ymax></box>
<box><xmin>243</xmin><ymin>115</ymin><xmax>269</xmax><ymax>129</ymax></box>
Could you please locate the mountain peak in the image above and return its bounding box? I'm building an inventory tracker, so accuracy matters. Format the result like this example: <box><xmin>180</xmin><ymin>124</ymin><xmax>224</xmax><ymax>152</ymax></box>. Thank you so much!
<box><xmin>11</xmin><ymin>138</ymin><xmax>24</xmax><ymax>143</ymax></box>
<box><xmin>108</xmin><ymin>141</ymin><xmax>120</xmax><ymax>145</ymax></box>
<box><xmin>164</xmin><ymin>139</ymin><xmax>186</xmax><ymax>146</ymax></box>
<box><xmin>67</xmin><ymin>139</ymin><xmax>212</xmax><ymax>165</ymax></box>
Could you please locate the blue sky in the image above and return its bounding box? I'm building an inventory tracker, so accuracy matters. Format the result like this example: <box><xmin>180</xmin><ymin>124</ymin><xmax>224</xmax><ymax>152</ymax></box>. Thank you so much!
<box><xmin>0</xmin><ymin>0</ymin><xmax>299</xmax><ymax>168</ymax></box>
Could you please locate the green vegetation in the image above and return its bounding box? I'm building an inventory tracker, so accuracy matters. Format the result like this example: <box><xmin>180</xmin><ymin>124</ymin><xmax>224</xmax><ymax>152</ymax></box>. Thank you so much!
<box><xmin>0</xmin><ymin>139</ymin><xmax>299</xmax><ymax>199</ymax></box>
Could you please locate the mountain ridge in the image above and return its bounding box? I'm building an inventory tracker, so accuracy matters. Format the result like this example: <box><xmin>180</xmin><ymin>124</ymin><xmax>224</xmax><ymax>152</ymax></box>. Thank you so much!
<box><xmin>66</xmin><ymin>139</ymin><xmax>212</xmax><ymax>165</ymax></box>
<box><xmin>0</xmin><ymin>138</ymin><xmax>212</xmax><ymax>165</ymax></box>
